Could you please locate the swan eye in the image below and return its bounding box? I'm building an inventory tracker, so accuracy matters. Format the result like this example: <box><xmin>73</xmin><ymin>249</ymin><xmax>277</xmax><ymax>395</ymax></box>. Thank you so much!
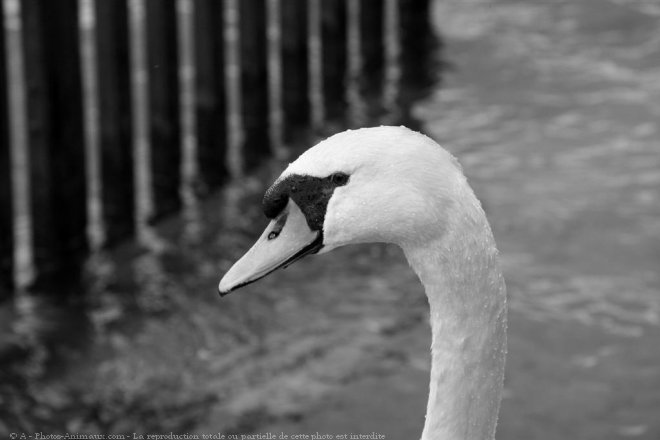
<box><xmin>330</xmin><ymin>172</ymin><xmax>349</xmax><ymax>186</ymax></box>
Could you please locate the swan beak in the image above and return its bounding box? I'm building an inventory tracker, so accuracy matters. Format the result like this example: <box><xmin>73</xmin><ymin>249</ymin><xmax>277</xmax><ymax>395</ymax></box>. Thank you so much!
<box><xmin>218</xmin><ymin>200</ymin><xmax>322</xmax><ymax>296</ymax></box>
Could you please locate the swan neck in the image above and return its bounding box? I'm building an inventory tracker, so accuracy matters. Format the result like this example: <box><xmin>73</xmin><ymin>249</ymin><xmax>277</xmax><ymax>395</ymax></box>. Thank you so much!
<box><xmin>404</xmin><ymin>219</ymin><xmax>507</xmax><ymax>440</ymax></box>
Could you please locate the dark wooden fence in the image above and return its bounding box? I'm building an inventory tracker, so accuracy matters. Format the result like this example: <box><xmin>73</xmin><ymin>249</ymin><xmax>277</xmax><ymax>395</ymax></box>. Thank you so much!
<box><xmin>0</xmin><ymin>0</ymin><xmax>433</xmax><ymax>301</ymax></box>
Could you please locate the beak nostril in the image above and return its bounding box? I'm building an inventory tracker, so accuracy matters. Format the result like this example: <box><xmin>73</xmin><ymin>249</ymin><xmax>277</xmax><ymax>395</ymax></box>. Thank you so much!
<box><xmin>218</xmin><ymin>198</ymin><xmax>322</xmax><ymax>295</ymax></box>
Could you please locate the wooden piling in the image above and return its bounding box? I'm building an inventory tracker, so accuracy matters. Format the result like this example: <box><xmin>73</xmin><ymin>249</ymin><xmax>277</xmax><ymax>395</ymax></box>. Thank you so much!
<box><xmin>145</xmin><ymin>0</ymin><xmax>181</xmax><ymax>220</ymax></box>
<box><xmin>0</xmin><ymin>2</ymin><xmax>11</xmax><ymax>298</ymax></box>
<box><xmin>321</xmin><ymin>0</ymin><xmax>347</xmax><ymax>122</ymax></box>
<box><xmin>21</xmin><ymin>0</ymin><xmax>87</xmax><ymax>289</ymax></box>
<box><xmin>381</xmin><ymin>0</ymin><xmax>401</xmax><ymax>121</ymax></box>
<box><xmin>346</xmin><ymin>0</ymin><xmax>365</xmax><ymax>127</ymax></box>
<box><xmin>239</xmin><ymin>0</ymin><xmax>271</xmax><ymax>169</ymax></box>
<box><xmin>281</xmin><ymin>0</ymin><xmax>309</xmax><ymax>142</ymax></box>
<box><xmin>307</xmin><ymin>0</ymin><xmax>324</xmax><ymax>130</ymax></box>
<box><xmin>95</xmin><ymin>0</ymin><xmax>135</xmax><ymax>245</ymax></box>
<box><xmin>194</xmin><ymin>0</ymin><xmax>227</xmax><ymax>192</ymax></box>
<box><xmin>0</xmin><ymin>0</ymin><xmax>431</xmax><ymax>297</ymax></box>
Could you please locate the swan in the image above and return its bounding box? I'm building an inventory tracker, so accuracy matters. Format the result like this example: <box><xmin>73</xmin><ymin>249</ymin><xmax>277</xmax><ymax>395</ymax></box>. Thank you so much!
<box><xmin>218</xmin><ymin>126</ymin><xmax>507</xmax><ymax>440</ymax></box>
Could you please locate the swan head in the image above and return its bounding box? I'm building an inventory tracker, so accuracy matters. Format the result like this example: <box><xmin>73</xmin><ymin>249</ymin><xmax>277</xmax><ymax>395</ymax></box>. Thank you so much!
<box><xmin>219</xmin><ymin>126</ymin><xmax>468</xmax><ymax>295</ymax></box>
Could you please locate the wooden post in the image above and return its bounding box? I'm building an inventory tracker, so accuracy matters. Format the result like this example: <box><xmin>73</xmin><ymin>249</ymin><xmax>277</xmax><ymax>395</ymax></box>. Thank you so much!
<box><xmin>346</xmin><ymin>0</ymin><xmax>364</xmax><ymax>127</ymax></box>
<box><xmin>381</xmin><ymin>0</ymin><xmax>401</xmax><ymax>121</ymax></box>
<box><xmin>307</xmin><ymin>0</ymin><xmax>324</xmax><ymax>130</ymax></box>
<box><xmin>266</xmin><ymin>0</ymin><xmax>284</xmax><ymax>155</ymax></box>
<box><xmin>281</xmin><ymin>0</ymin><xmax>308</xmax><ymax>143</ymax></box>
<box><xmin>239</xmin><ymin>0</ymin><xmax>271</xmax><ymax>170</ymax></box>
<box><xmin>21</xmin><ymin>0</ymin><xmax>87</xmax><ymax>290</ymax></box>
<box><xmin>194</xmin><ymin>0</ymin><xmax>227</xmax><ymax>192</ymax></box>
<box><xmin>178</xmin><ymin>0</ymin><xmax>197</xmax><ymax>200</ymax></box>
<box><xmin>145</xmin><ymin>0</ymin><xmax>181</xmax><ymax>220</ymax></box>
<box><xmin>95</xmin><ymin>0</ymin><xmax>135</xmax><ymax>245</ymax></box>
<box><xmin>321</xmin><ymin>0</ymin><xmax>347</xmax><ymax>122</ymax></box>
<box><xmin>0</xmin><ymin>2</ymin><xmax>11</xmax><ymax>298</ymax></box>
<box><xmin>359</xmin><ymin>0</ymin><xmax>384</xmax><ymax>98</ymax></box>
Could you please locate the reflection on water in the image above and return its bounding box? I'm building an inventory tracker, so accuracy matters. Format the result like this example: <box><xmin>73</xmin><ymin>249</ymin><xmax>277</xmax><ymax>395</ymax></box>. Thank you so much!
<box><xmin>13</xmin><ymin>294</ymin><xmax>92</xmax><ymax>360</ymax></box>
<box><xmin>509</xmin><ymin>273</ymin><xmax>660</xmax><ymax>338</ymax></box>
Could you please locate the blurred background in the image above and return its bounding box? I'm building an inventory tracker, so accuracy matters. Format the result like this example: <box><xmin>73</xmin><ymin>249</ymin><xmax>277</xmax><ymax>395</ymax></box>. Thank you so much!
<box><xmin>0</xmin><ymin>0</ymin><xmax>659</xmax><ymax>438</ymax></box>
